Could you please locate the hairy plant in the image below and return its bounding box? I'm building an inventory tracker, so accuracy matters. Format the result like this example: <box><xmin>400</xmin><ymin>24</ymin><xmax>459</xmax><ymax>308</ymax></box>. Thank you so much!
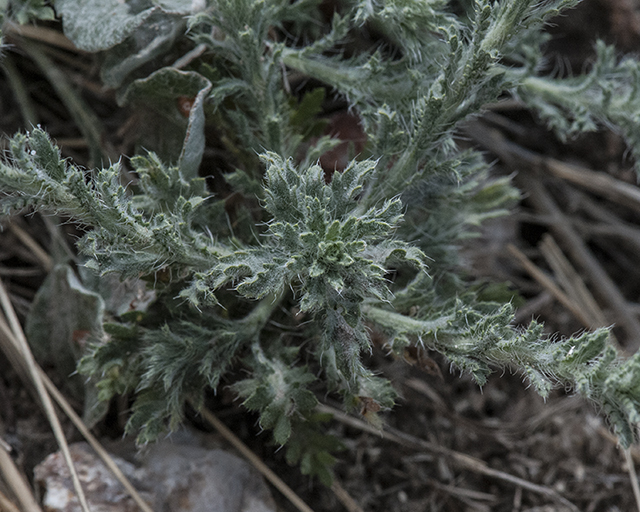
<box><xmin>1</xmin><ymin>0</ymin><xmax>640</xmax><ymax>484</ymax></box>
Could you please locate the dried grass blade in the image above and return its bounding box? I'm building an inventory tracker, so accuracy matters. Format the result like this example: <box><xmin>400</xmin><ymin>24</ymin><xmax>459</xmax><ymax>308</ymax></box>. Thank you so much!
<box><xmin>331</xmin><ymin>480</ymin><xmax>365</xmax><ymax>512</ymax></box>
<box><xmin>1</xmin><ymin>54</ymin><xmax>39</xmax><ymax>127</ymax></box>
<box><xmin>0</xmin><ymin>281</ymin><xmax>91</xmax><ymax>512</ymax></box>
<box><xmin>506</xmin><ymin>244</ymin><xmax>593</xmax><ymax>328</ymax></box>
<box><xmin>0</xmin><ymin>441</ymin><xmax>42</xmax><ymax>512</ymax></box>
<box><xmin>544</xmin><ymin>157</ymin><xmax>640</xmax><ymax>214</ymax></box>
<box><xmin>538</xmin><ymin>234</ymin><xmax>626</xmax><ymax>351</ymax></box>
<box><xmin>540</xmin><ymin>234</ymin><xmax>607</xmax><ymax>326</ymax></box>
<box><xmin>8</xmin><ymin>223</ymin><xmax>53</xmax><ymax>273</ymax></box>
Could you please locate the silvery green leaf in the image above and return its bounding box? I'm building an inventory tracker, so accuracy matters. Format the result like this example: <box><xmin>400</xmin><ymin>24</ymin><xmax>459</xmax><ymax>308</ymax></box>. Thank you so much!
<box><xmin>120</xmin><ymin>68</ymin><xmax>212</xmax><ymax>177</ymax></box>
<box><xmin>153</xmin><ymin>0</ymin><xmax>206</xmax><ymax>14</ymax></box>
<box><xmin>26</xmin><ymin>264</ymin><xmax>105</xmax><ymax>377</ymax></box>
<box><xmin>101</xmin><ymin>12</ymin><xmax>186</xmax><ymax>87</ymax></box>
<box><xmin>56</xmin><ymin>0</ymin><xmax>157</xmax><ymax>52</ymax></box>
<box><xmin>25</xmin><ymin>264</ymin><xmax>108</xmax><ymax>426</ymax></box>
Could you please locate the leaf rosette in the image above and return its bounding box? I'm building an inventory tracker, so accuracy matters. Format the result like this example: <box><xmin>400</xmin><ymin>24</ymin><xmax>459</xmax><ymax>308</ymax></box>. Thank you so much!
<box><xmin>187</xmin><ymin>153</ymin><xmax>426</xmax><ymax>316</ymax></box>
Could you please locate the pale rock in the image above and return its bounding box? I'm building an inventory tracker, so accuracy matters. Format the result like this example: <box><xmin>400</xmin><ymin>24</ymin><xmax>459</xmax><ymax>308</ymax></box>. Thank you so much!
<box><xmin>34</xmin><ymin>440</ymin><xmax>277</xmax><ymax>512</ymax></box>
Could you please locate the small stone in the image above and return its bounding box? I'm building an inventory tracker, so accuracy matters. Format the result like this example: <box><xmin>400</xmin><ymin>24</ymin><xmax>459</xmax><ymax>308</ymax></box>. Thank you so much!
<box><xmin>34</xmin><ymin>440</ymin><xmax>277</xmax><ymax>512</ymax></box>
<box><xmin>141</xmin><ymin>441</ymin><xmax>277</xmax><ymax>512</ymax></box>
<box><xmin>34</xmin><ymin>443</ymin><xmax>151</xmax><ymax>512</ymax></box>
